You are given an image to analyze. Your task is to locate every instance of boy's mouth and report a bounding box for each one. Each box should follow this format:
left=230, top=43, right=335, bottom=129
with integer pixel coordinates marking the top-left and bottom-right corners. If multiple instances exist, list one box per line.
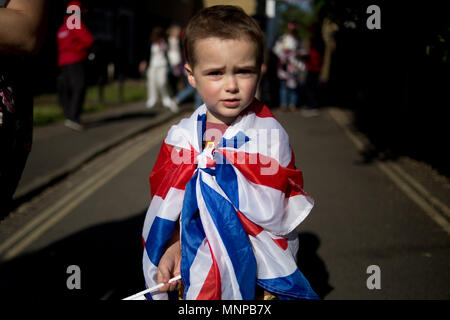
left=221, top=98, right=240, bottom=108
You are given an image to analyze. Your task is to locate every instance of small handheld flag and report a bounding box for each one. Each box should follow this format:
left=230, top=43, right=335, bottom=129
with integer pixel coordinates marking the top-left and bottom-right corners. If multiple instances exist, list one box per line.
left=122, top=275, right=182, bottom=300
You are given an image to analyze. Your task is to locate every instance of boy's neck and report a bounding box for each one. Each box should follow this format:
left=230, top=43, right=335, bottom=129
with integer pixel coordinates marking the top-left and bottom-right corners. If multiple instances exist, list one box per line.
left=206, top=109, right=235, bottom=126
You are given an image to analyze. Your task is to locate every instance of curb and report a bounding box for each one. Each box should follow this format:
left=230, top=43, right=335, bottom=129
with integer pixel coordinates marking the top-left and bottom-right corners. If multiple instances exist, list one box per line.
left=13, top=104, right=190, bottom=207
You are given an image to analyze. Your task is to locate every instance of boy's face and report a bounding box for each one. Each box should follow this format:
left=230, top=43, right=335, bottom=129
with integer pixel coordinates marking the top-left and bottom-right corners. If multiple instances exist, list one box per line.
left=186, top=37, right=261, bottom=125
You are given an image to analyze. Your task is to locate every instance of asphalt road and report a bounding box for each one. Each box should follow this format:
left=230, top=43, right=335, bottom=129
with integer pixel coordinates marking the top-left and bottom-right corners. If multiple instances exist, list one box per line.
left=0, top=108, right=449, bottom=300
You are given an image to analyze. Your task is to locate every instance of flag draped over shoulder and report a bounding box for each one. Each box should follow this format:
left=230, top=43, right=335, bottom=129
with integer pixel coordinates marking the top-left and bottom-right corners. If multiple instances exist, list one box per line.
left=142, top=99, right=319, bottom=300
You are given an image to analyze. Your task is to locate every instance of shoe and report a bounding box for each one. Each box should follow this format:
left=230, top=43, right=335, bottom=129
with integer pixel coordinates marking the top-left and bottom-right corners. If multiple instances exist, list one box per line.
left=146, top=100, right=155, bottom=109
left=64, top=119, right=84, bottom=131
left=288, top=104, right=297, bottom=113
left=300, top=108, right=320, bottom=117
left=167, top=99, right=179, bottom=113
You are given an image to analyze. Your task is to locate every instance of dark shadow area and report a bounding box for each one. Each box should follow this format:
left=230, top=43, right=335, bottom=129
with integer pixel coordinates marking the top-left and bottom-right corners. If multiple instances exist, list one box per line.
left=0, top=212, right=146, bottom=300
left=0, top=215, right=332, bottom=301
left=297, top=232, right=333, bottom=299
left=321, top=0, right=449, bottom=177
left=259, top=51, right=281, bottom=110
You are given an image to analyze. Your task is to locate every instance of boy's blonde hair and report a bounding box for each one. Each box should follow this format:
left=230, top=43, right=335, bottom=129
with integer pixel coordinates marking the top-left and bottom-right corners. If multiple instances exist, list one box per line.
left=183, top=5, right=265, bottom=68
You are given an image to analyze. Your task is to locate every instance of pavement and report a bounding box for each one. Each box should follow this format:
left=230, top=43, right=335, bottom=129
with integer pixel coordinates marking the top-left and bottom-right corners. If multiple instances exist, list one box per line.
left=13, top=101, right=191, bottom=206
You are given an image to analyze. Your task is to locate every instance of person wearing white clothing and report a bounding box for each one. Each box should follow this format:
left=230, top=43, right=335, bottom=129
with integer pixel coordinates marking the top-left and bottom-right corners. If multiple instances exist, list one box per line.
left=139, top=26, right=179, bottom=112
left=167, top=25, right=183, bottom=94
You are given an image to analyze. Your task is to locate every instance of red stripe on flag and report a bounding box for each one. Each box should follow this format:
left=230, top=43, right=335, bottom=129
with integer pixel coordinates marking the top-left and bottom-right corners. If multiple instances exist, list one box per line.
left=219, top=150, right=306, bottom=197
left=240, top=99, right=275, bottom=119
left=149, top=142, right=197, bottom=199
left=236, top=210, right=263, bottom=237
left=272, top=237, right=288, bottom=250
left=196, top=241, right=221, bottom=300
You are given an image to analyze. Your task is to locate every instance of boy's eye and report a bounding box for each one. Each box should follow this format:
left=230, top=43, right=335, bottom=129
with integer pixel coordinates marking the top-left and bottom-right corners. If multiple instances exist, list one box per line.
left=207, top=71, right=222, bottom=76
left=237, top=69, right=255, bottom=75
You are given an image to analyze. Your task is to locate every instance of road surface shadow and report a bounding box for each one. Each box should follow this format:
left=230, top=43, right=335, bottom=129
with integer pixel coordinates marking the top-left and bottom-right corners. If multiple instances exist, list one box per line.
left=0, top=212, right=147, bottom=300
left=0, top=215, right=332, bottom=300
left=297, top=232, right=334, bottom=299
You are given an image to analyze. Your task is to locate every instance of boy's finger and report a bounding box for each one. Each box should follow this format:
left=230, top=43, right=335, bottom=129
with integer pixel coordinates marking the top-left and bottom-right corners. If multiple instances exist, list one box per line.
left=157, top=270, right=170, bottom=292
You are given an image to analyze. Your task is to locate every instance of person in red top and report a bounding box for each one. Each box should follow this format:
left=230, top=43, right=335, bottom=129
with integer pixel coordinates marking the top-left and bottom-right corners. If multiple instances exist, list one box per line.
left=57, top=1, right=93, bottom=131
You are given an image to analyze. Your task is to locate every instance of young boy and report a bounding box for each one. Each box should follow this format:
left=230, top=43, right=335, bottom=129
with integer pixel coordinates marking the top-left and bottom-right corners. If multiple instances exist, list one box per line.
left=142, top=5, right=318, bottom=300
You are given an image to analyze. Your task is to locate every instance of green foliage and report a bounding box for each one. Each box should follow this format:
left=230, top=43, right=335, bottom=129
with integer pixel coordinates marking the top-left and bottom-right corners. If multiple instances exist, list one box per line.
left=279, top=3, right=317, bottom=39
left=33, top=104, right=65, bottom=126
left=277, top=0, right=330, bottom=40
left=84, top=81, right=146, bottom=103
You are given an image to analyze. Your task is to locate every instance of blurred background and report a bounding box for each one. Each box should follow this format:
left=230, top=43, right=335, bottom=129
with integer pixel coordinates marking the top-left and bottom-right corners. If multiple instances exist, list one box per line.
left=30, top=0, right=449, bottom=176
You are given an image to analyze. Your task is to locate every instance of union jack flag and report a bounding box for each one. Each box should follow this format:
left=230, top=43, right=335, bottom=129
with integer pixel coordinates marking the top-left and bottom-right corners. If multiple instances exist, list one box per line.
left=142, top=99, right=318, bottom=300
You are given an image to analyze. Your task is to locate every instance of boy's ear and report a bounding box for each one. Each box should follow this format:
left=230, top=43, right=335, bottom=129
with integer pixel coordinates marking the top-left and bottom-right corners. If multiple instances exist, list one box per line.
left=185, top=63, right=197, bottom=88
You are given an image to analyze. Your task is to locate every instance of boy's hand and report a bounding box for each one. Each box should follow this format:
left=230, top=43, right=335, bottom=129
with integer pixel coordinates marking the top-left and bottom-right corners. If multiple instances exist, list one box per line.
left=157, top=239, right=182, bottom=292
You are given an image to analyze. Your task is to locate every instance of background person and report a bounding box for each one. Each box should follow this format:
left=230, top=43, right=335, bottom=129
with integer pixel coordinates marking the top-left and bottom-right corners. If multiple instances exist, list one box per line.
left=139, top=26, right=179, bottom=113
left=167, top=24, right=184, bottom=95
left=272, top=21, right=306, bottom=113
left=56, top=0, right=94, bottom=131
left=0, top=0, right=48, bottom=219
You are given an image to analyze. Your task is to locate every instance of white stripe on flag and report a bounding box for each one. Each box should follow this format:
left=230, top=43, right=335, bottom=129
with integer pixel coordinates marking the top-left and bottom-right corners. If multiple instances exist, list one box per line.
left=250, top=231, right=298, bottom=279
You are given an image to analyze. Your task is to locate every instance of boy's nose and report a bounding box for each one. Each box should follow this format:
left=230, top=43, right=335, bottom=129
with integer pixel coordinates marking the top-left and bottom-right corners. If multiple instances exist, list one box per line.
left=224, top=76, right=239, bottom=93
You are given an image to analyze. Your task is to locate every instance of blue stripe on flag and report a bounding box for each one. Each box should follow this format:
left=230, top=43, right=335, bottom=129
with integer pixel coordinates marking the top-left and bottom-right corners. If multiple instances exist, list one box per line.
left=180, top=172, right=207, bottom=298
left=219, top=130, right=250, bottom=149
left=197, top=113, right=206, bottom=151
left=215, top=162, right=239, bottom=208
left=257, top=269, right=319, bottom=300
left=199, top=174, right=256, bottom=299
left=144, top=292, right=153, bottom=300
left=145, top=216, right=176, bottom=266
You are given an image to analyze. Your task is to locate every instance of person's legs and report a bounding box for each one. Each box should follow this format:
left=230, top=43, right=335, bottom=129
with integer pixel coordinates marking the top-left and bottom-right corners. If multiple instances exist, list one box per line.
left=67, top=62, right=86, bottom=124
left=60, top=65, right=72, bottom=120
left=158, top=67, right=178, bottom=112
left=288, top=87, right=298, bottom=112
left=146, top=67, right=158, bottom=108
